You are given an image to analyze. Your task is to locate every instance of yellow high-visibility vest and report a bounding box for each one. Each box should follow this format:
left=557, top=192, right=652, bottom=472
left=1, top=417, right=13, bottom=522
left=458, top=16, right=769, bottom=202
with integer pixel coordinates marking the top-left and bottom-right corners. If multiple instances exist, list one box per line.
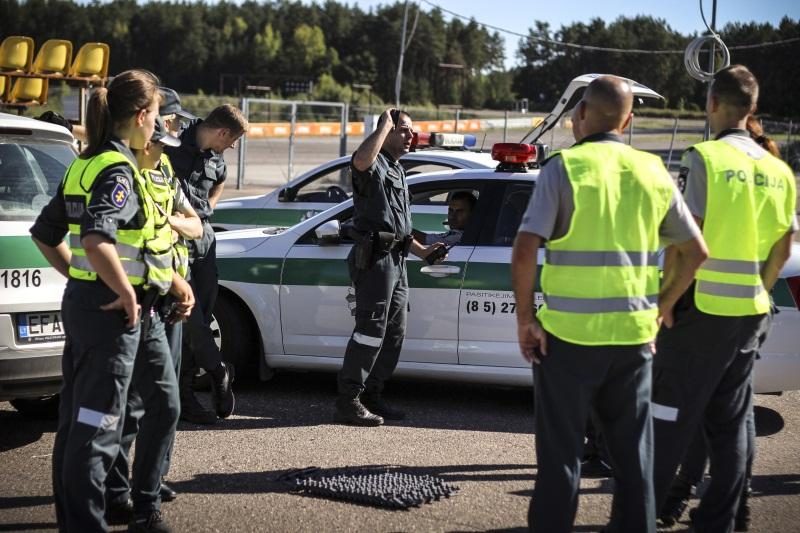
left=63, top=151, right=154, bottom=286
left=692, top=140, right=796, bottom=316
left=538, top=142, right=674, bottom=345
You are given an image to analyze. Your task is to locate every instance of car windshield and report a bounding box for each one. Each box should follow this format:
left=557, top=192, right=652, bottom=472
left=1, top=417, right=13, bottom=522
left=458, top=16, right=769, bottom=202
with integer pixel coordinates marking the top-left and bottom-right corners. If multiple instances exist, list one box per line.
left=0, top=140, right=74, bottom=221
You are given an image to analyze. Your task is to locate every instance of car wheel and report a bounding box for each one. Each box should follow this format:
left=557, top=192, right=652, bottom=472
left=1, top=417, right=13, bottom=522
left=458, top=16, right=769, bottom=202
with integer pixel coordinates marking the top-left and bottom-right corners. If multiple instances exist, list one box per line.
left=212, top=291, right=260, bottom=382
left=10, top=395, right=60, bottom=419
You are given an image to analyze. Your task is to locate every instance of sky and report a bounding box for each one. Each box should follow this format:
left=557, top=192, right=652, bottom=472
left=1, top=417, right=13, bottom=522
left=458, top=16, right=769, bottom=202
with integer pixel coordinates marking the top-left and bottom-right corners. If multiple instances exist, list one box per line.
left=316, top=0, right=799, bottom=68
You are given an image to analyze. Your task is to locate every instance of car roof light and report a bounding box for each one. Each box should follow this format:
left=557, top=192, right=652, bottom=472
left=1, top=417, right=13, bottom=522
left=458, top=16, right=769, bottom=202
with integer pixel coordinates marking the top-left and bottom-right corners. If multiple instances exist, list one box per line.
left=491, top=143, right=536, bottom=164
left=430, top=133, right=477, bottom=149
left=411, top=131, right=431, bottom=150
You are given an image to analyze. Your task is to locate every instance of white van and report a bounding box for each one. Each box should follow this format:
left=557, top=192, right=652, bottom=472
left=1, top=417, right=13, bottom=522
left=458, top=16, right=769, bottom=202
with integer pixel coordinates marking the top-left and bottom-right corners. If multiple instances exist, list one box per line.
left=0, top=113, right=76, bottom=416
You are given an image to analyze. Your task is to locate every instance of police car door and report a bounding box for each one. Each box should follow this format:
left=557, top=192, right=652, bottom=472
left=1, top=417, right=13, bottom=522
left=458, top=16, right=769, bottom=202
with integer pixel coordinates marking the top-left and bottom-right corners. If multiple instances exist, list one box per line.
left=458, top=181, right=541, bottom=368
left=279, top=179, right=480, bottom=364
left=402, top=180, right=484, bottom=364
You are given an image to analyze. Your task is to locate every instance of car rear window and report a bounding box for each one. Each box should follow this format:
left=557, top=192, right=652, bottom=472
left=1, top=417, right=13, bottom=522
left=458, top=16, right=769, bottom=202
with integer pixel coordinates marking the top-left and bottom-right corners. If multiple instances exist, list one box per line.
left=0, top=140, right=75, bottom=221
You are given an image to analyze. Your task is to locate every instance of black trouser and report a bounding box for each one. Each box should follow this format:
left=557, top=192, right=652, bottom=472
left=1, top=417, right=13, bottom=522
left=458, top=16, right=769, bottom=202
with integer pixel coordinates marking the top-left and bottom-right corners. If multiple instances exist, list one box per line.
left=653, top=295, right=767, bottom=533
left=337, top=248, right=408, bottom=397
left=182, top=236, right=222, bottom=379
left=53, top=280, right=140, bottom=532
left=106, top=309, right=180, bottom=514
left=161, top=317, right=182, bottom=477
left=529, top=334, right=655, bottom=533
left=672, top=406, right=756, bottom=489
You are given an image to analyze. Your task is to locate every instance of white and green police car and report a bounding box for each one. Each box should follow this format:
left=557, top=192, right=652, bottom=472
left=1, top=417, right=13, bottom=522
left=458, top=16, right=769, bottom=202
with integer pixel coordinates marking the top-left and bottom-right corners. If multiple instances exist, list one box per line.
left=0, top=113, right=76, bottom=416
left=211, top=134, right=496, bottom=232
left=211, top=143, right=800, bottom=395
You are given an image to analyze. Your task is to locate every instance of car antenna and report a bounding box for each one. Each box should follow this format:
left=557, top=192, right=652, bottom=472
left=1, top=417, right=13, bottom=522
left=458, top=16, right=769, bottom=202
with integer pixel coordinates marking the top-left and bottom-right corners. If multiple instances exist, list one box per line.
left=478, top=132, right=487, bottom=152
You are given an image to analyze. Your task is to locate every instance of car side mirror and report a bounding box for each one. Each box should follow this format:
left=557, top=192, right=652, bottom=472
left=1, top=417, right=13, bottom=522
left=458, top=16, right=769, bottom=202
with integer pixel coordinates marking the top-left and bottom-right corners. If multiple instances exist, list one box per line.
left=315, top=219, right=341, bottom=245
left=279, top=187, right=297, bottom=202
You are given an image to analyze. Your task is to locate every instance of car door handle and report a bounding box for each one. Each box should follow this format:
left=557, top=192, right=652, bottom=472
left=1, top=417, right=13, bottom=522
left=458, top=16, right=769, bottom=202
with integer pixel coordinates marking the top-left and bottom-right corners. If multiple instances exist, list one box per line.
left=420, top=265, right=461, bottom=278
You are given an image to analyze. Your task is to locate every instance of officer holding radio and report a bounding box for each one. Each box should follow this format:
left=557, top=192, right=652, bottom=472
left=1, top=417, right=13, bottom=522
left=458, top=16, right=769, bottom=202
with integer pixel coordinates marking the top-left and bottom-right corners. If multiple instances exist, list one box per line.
left=335, top=108, right=444, bottom=426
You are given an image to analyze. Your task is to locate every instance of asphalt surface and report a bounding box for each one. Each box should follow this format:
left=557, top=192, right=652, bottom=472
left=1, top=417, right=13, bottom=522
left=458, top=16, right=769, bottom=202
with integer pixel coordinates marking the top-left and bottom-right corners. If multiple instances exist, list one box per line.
left=2, top=372, right=799, bottom=532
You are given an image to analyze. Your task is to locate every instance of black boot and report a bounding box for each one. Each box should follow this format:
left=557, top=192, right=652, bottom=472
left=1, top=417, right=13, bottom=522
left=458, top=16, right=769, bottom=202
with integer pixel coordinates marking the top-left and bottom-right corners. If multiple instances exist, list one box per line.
left=210, top=362, right=235, bottom=419
left=179, top=375, right=217, bottom=425
left=735, top=480, right=752, bottom=532
left=360, top=393, right=405, bottom=420
left=106, top=498, right=134, bottom=525
left=334, top=396, right=384, bottom=426
left=160, top=479, right=177, bottom=503
left=128, top=509, right=172, bottom=533
left=659, top=474, right=696, bottom=527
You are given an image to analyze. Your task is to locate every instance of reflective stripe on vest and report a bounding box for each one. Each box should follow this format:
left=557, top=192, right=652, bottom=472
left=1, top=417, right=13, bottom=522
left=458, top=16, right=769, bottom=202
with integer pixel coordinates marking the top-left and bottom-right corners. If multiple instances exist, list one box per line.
left=537, top=142, right=674, bottom=346
left=692, top=140, right=796, bottom=316
left=63, top=151, right=153, bottom=286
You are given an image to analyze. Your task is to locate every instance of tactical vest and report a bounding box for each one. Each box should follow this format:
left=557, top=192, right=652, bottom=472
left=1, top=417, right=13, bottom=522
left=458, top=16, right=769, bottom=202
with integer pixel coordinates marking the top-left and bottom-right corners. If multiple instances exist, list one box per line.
left=692, top=140, right=796, bottom=316
left=159, top=154, right=190, bottom=278
left=140, top=158, right=177, bottom=293
left=63, top=151, right=154, bottom=286
left=538, top=142, right=674, bottom=345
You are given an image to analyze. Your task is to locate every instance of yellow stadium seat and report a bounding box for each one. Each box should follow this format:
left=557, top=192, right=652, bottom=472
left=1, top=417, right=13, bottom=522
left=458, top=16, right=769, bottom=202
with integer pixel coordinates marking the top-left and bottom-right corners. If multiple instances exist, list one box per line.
left=68, top=42, right=109, bottom=82
left=0, top=36, right=35, bottom=73
left=7, top=76, right=49, bottom=106
left=32, top=39, right=73, bottom=77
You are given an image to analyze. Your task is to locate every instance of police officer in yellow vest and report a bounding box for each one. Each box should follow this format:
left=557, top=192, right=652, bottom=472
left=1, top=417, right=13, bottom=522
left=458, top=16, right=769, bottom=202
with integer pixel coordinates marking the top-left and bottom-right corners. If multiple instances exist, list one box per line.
left=652, top=65, right=798, bottom=532
left=511, top=75, right=708, bottom=533
left=105, top=116, right=202, bottom=522
left=29, top=70, right=193, bottom=532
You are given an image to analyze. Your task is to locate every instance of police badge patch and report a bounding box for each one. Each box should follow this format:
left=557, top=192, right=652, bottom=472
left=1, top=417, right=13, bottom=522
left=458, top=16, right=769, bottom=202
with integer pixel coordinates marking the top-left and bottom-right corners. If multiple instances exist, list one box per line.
left=111, top=183, right=128, bottom=208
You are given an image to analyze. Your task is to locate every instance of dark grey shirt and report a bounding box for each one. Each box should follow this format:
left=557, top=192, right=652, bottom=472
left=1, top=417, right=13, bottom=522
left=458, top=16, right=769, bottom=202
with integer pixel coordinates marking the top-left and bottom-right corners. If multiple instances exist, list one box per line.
left=351, top=150, right=412, bottom=238
left=519, top=135, right=700, bottom=245
left=164, top=119, right=226, bottom=220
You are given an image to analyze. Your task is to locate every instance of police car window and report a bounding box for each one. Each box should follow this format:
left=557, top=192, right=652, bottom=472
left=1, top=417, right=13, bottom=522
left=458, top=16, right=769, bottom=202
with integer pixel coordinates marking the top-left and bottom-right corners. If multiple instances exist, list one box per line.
left=491, top=183, right=533, bottom=246
left=291, top=164, right=352, bottom=203
left=0, top=141, right=75, bottom=221
left=402, top=162, right=458, bottom=176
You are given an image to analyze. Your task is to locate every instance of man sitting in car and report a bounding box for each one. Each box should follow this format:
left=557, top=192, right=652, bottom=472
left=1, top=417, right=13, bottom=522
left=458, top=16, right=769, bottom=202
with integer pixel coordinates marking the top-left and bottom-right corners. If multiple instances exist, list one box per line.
left=413, top=190, right=476, bottom=246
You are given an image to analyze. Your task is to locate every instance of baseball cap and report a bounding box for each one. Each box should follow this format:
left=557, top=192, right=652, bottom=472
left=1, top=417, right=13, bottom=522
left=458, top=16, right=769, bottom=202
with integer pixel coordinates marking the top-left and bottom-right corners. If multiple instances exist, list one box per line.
left=151, top=116, right=181, bottom=147
left=159, top=87, right=196, bottom=120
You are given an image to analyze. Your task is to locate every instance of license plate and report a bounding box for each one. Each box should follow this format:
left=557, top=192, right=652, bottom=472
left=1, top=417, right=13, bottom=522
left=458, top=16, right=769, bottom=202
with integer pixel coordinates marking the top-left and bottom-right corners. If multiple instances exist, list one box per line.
left=15, top=312, right=65, bottom=344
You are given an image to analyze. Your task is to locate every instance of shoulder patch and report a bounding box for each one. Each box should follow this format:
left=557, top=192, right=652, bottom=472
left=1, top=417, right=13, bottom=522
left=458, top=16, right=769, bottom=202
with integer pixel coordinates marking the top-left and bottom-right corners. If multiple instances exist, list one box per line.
left=111, top=183, right=129, bottom=208
left=115, top=175, right=132, bottom=189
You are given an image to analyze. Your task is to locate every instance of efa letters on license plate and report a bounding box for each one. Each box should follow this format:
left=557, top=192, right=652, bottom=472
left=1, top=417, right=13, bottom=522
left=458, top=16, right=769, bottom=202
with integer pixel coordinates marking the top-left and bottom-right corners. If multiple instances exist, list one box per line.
left=17, top=312, right=64, bottom=343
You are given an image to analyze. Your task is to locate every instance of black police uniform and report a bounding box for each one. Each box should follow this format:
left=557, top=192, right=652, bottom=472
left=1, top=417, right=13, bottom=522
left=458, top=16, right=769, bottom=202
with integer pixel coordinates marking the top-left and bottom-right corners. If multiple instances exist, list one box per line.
left=163, top=119, right=227, bottom=404
left=30, top=139, right=178, bottom=531
left=337, top=150, right=412, bottom=409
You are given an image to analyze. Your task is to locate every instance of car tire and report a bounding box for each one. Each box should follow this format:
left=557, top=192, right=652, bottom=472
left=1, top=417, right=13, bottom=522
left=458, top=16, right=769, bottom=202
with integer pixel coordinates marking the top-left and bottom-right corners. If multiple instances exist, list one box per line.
left=213, top=291, right=260, bottom=383
left=10, top=395, right=60, bottom=419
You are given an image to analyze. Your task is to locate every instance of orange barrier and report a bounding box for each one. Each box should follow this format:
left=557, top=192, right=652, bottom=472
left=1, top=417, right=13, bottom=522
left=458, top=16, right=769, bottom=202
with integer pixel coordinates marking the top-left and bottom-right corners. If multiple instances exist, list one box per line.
left=246, top=118, right=538, bottom=138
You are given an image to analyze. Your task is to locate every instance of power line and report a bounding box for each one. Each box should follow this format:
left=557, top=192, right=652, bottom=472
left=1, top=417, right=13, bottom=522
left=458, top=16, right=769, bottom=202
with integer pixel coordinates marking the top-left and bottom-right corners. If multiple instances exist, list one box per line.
left=418, top=0, right=800, bottom=55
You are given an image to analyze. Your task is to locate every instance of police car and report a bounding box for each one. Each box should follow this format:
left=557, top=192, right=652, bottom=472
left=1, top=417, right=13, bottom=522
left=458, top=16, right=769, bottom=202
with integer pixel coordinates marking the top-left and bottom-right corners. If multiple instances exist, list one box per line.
left=211, top=134, right=496, bottom=231
left=0, top=113, right=76, bottom=416
left=210, top=77, right=800, bottom=394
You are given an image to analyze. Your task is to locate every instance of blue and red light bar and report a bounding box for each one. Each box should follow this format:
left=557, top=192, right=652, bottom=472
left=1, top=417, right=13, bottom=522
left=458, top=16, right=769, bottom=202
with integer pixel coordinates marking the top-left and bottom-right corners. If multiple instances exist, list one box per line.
left=412, top=132, right=477, bottom=150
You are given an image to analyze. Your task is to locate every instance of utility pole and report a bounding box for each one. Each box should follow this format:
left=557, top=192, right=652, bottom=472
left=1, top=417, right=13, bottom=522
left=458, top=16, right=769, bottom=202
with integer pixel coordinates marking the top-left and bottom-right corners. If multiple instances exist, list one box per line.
left=704, top=0, right=718, bottom=140
left=394, top=0, right=410, bottom=108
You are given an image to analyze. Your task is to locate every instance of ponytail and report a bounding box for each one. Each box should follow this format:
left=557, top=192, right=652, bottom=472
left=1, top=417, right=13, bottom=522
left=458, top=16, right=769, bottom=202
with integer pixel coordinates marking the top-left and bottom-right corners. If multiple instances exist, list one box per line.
left=82, top=87, right=113, bottom=158
left=81, top=69, right=160, bottom=158
left=745, top=115, right=781, bottom=159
